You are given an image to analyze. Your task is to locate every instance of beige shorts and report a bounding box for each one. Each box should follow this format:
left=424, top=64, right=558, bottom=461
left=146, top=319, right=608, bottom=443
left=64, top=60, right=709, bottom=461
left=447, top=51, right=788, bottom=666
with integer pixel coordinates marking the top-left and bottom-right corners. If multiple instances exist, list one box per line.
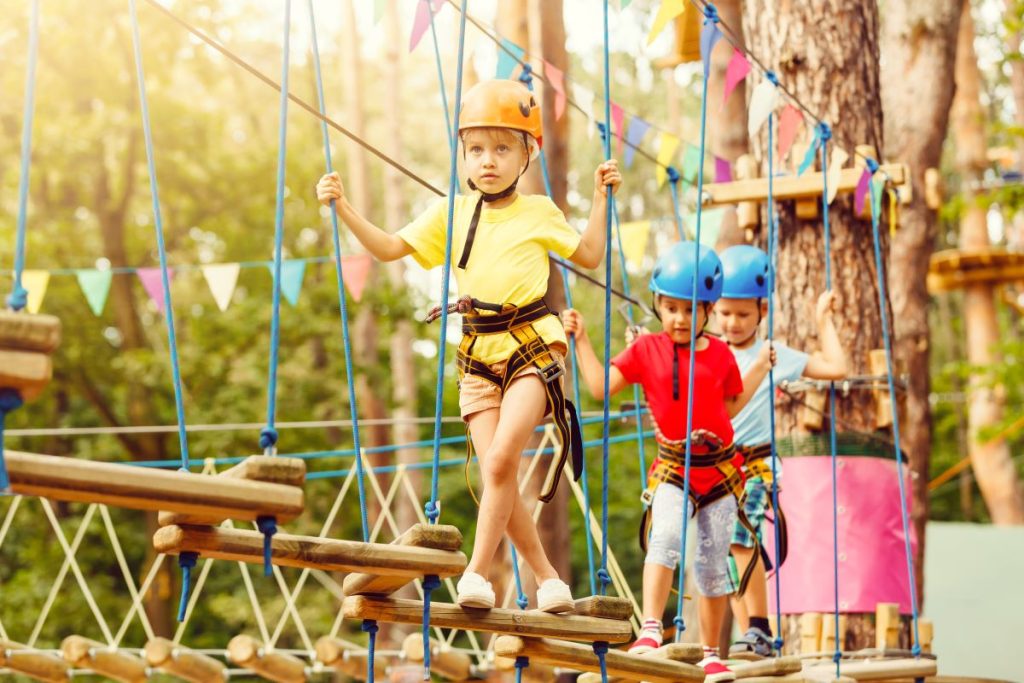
left=458, top=347, right=566, bottom=419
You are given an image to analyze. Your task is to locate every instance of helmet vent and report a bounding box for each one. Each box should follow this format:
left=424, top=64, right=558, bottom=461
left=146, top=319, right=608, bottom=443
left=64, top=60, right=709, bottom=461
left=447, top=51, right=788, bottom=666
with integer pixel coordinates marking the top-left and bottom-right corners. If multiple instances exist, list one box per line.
left=704, top=276, right=714, bottom=290
left=519, top=102, right=531, bottom=118
left=756, top=275, right=765, bottom=287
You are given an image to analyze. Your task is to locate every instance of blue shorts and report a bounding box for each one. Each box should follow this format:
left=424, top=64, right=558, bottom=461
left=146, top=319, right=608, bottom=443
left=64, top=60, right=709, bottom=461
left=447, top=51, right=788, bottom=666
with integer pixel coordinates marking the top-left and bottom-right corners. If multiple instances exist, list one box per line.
left=731, top=476, right=769, bottom=548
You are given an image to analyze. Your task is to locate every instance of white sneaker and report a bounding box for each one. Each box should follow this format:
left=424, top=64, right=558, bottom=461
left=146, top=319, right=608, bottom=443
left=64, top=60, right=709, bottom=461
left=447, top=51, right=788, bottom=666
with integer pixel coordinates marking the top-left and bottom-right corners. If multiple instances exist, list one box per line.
left=536, top=578, right=574, bottom=613
left=456, top=572, right=495, bottom=609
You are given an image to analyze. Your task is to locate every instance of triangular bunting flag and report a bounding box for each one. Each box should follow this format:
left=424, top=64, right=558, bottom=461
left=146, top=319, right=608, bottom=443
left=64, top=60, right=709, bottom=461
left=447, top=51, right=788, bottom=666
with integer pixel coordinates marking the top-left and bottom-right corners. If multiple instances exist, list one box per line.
left=620, top=0, right=634, bottom=7
left=681, top=145, right=702, bottom=183
left=797, top=125, right=822, bottom=176
left=748, top=79, right=779, bottom=139
left=686, top=207, right=726, bottom=247
left=777, top=105, right=803, bottom=160
left=871, top=176, right=885, bottom=219
left=611, top=102, right=625, bottom=156
left=341, top=253, right=373, bottom=302
left=267, top=260, right=306, bottom=307
left=409, top=0, right=444, bottom=52
left=573, top=83, right=596, bottom=139
left=75, top=269, right=113, bottom=316
left=496, top=38, right=526, bottom=80
left=624, top=116, right=652, bottom=168
left=137, top=267, right=174, bottom=315
left=826, top=147, right=849, bottom=205
left=699, top=17, right=723, bottom=77
left=854, top=168, right=872, bottom=215
left=22, top=270, right=50, bottom=314
left=374, top=0, right=386, bottom=24
left=656, top=132, right=681, bottom=188
left=722, top=49, right=750, bottom=109
left=543, top=61, right=567, bottom=121
left=202, top=263, right=241, bottom=312
left=647, top=0, right=685, bottom=46
left=619, top=221, right=651, bottom=268
left=715, top=156, right=732, bottom=183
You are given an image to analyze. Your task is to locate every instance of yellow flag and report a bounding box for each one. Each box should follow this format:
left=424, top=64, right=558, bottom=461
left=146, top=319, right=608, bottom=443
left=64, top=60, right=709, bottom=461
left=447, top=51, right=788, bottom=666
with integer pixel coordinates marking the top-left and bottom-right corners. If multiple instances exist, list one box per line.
left=826, top=147, right=849, bottom=205
left=620, top=221, right=651, bottom=268
left=656, top=132, right=681, bottom=188
left=22, top=270, right=50, bottom=314
left=647, top=0, right=685, bottom=46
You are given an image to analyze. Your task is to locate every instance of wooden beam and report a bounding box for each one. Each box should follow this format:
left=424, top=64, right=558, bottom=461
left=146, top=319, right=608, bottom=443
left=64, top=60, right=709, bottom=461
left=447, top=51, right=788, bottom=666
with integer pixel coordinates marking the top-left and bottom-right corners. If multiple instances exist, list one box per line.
left=343, top=596, right=632, bottom=643
left=144, top=638, right=227, bottom=683
left=159, top=456, right=307, bottom=527
left=733, top=656, right=803, bottom=678
left=60, top=636, right=146, bottom=683
left=155, top=524, right=466, bottom=576
left=927, top=247, right=1024, bottom=292
left=401, top=633, right=472, bottom=681
left=227, top=635, right=307, bottom=683
left=874, top=603, right=900, bottom=651
left=342, top=523, right=464, bottom=596
left=571, top=596, right=633, bottom=621
left=5, top=450, right=304, bottom=523
left=0, top=311, right=61, bottom=353
left=494, top=636, right=705, bottom=683
left=0, top=349, right=52, bottom=401
left=314, top=636, right=387, bottom=681
left=0, top=640, right=69, bottom=682
left=802, top=657, right=937, bottom=681
left=703, top=163, right=908, bottom=207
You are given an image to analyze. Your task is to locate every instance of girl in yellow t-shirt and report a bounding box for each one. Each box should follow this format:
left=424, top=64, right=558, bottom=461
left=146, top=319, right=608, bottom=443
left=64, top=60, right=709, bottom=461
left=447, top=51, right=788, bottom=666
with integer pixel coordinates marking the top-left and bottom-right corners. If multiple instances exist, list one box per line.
left=316, top=79, right=620, bottom=612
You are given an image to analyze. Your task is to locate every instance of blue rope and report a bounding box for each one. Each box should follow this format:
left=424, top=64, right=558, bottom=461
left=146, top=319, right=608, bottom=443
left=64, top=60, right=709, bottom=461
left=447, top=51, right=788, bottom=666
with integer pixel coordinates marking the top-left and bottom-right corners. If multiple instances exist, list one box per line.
left=256, top=516, right=277, bottom=577
left=426, top=0, right=453, bottom=143
left=7, top=0, right=40, bottom=312
left=510, top=546, right=530, bottom=609
left=261, top=0, right=292, bottom=459
left=127, top=0, right=190, bottom=473
left=675, top=4, right=718, bottom=637
left=421, top=574, right=441, bottom=680
left=513, top=656, right=529, bottom=683
left=867, top=161, right=922, bottom=657
left=666, top=167, right=687, bottom=241
left=817, top=122, right=843, bottom=675
left=306, top=0, right=369, bottom=544
left=362, top=619, right=379, bottom=683
left=593, top=641, right=609, bottom=683
left=425, top=0, right=470, bottom=527
left=176, top=551, right=198, bottom=622
left=0, top=390, right=25, bottom=493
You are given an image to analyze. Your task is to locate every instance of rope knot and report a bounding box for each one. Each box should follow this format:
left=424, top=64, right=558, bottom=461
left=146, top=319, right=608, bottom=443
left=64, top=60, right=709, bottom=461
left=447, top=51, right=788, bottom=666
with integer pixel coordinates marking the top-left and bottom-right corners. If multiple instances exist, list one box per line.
left=424, top=500, right=440, bottom=522
left=516, top=595, right=529, bottom=610
left=773, top=636, right=784, bottom=651
left=666, top=165, right=681, bottom=184
left=765, top=70, right=780, bottom=86
left=422, top=574, right=441, bottom=592
left=865, top=157, right=880, bottom=174
left=673, top=615, right=685, bottom=631
left=514, top=656, right=529, bottom=670
left=361, top=619, right=379, bottom=635
left=596, top=121, right=608, bottom=143
left=257, top=515, right=278, bottom=577
left=518, top=63, right=534, bottom=88
left=911, top=643, right=922, bottom=657
left=702, top=3, right=720, bottom=23
left=817, top=122, right=832, bottom=141
left=591, top=641, right=609, bottom=656
left=832, top=650, right=842, bottom=664
left=5, top=287, right=28, bottom=312
left=596, top=568, right=612, bottom=587
left=259, top=427, right=278, bottom=450
left=0, top=389, right=24, bottom=415
left=176, top=551, right=199, bottom=622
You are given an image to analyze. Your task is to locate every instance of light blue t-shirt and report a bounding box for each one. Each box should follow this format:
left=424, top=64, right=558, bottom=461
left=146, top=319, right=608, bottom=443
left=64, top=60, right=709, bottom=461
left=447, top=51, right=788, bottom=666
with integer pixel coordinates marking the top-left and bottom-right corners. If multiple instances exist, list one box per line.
left=730, top=339, right=808, bottom=447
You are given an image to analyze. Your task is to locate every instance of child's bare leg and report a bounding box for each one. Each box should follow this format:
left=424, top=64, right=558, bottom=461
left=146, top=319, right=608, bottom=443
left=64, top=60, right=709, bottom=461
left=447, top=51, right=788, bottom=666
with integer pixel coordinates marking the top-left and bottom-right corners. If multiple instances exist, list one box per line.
left=464, top=375, right=548, bottom=578
left=699, top=595, right=730, bottom=651
left=641, top=562, right=675, bottom=622
left=730, top=545, right=765, bottom=632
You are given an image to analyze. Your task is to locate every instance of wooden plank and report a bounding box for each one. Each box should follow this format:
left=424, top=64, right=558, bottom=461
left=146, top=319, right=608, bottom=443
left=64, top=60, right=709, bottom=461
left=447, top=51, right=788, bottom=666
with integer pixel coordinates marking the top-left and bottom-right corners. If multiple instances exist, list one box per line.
left=0, top=349, right=52, bottom=401
left=343, top=596, right=632, bottom=643
left=704, top=164, right=909, bottom=206
left=6, top=451, right=304, bottom=522
left=802, top=657, right=937, bottom=682
left=155, top=525, right=466, bottom=576
left=227, top=635, right=306, bottom=683
left=61, top=636, right=147, bottom=683
left=874, top=603, right=900, bottom=651
left=494, top=636, right=705, bottom=683
left=572, top=596, right=633, bottom=621
left=401, top=633, right=472, bottom=681
left=733, top=656, right=803, bottom=678
left=314, top=636, right=387, bottom=681
left=144, top=638, right=227, bottom=683
left=0, top=640, right=70, bottom=682
left=0, top=311, right=61, bottom=353
left=159, top=456, right=307, bottom=527
left=342, top=524, right=464, bottom=596
left=651, top=642, right=704, bottom=664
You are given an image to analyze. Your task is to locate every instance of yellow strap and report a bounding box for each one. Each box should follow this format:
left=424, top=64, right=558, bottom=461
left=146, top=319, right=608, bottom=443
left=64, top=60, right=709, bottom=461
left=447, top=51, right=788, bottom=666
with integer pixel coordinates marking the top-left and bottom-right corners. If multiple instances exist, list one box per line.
left=887, top=187, right=899, bottom=238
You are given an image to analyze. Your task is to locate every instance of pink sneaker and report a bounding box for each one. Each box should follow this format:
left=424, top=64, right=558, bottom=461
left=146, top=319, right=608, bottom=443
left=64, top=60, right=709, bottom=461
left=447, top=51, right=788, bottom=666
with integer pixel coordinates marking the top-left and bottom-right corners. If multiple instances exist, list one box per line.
left=628, top=634, right=661, bottom=655
left=699, top=657, right=736, bottom=683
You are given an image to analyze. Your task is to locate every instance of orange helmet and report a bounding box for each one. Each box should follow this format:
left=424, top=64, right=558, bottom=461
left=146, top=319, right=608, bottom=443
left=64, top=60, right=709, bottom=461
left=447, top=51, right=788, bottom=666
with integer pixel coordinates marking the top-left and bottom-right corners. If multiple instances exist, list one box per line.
left=458, top=79, right=543, bottom=150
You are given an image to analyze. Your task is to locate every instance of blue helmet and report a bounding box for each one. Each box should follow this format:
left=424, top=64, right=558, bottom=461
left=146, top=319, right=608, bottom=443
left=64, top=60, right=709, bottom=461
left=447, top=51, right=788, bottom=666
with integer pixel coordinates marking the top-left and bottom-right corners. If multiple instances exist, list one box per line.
left=720, top=245, right=770, bottom=299
left=649, top=241, right=723, bottom=303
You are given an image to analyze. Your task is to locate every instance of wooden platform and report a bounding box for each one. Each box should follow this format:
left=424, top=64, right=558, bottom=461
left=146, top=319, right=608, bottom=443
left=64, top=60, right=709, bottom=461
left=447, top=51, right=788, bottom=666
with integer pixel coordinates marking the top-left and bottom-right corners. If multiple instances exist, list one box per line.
left=154, top=524, right=467, bottom=576
left=342, top=596, right=632, bottom=643
left=927, top=247, right=1024, bottom=292
left=144, top=638, right=227, bottom=683
left=494, top=636, right=705, bottom=683
left=703, top=163, right=908, bottom=206
left=61, top=636, right=146, bottom=683
left=5, top=450, right=304, bottom=523
left=342, top=523, right=464, bottom=596
left=0, top=640, right=70, bottom=682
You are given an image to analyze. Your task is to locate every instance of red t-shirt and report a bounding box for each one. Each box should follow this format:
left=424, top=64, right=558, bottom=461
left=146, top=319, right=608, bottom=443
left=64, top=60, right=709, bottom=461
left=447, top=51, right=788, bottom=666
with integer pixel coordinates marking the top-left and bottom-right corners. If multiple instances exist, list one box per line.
left=612, top=332, right=743, bottom=494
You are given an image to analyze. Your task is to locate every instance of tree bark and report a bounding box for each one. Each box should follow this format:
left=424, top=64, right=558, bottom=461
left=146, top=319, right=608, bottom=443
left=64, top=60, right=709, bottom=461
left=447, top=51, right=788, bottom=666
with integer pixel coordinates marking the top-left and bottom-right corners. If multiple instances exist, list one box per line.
left=707, top=0, right=748, bottom=165
left=952, top=0, right=1024, bottom=524
left=1006, top=0, right=1024, bottom=171
left=880, top=0, right=962, bottom=606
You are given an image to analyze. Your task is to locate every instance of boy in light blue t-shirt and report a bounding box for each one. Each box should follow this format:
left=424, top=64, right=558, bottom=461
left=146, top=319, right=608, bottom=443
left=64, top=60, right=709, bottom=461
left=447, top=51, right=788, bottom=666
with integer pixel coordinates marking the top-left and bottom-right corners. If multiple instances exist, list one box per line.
left=715, top=245, right=848, bottom=657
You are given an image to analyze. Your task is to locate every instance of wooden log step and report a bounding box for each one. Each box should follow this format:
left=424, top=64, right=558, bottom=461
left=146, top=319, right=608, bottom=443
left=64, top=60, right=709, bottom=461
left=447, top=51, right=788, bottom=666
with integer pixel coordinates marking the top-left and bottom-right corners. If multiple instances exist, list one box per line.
left=802, top=656, right=937, bottom=681
left=732, top=656, right=803, bottom=678
left=227, top=635, right=307, bottom=683
left=0, top=640, right=70, bottom=682
left=314, top=636, right=387, bottom=681
left=401, top=633, right=472, bottom=681
left=343, top=596, right=632, bottom=643
left=0, top=311, right=61, bottom=353
left=0, top=349, right=53, bottom=401
left=572, top=596, right=633, bottom=621
left=144, top=638, right=227, bottom=683
left=5, top=450, right=304, bottom=523
left=154, top=525, right=467, bottom=576
left=343, top=524, right=464, bottom=596
left=61, top=636, right=147, bottom=683
left=493, top=636, right=705, bottom=683
left=575, top=644, right=706, bottom=683
left=703, top=164, right=908, bottom=206
left=159, top=456, right=307, bottom=527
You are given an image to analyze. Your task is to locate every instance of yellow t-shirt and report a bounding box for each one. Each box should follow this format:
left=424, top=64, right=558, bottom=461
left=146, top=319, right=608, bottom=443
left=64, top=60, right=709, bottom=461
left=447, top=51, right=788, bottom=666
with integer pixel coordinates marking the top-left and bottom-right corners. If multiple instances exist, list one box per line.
left=398, top=193, right=582, bottom=365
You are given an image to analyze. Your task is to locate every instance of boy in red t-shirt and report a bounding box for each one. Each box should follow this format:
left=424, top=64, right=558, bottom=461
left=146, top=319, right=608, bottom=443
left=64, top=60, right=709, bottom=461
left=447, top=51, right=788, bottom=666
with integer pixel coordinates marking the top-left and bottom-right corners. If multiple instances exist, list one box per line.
left=563, top=242, right=772, bottom=682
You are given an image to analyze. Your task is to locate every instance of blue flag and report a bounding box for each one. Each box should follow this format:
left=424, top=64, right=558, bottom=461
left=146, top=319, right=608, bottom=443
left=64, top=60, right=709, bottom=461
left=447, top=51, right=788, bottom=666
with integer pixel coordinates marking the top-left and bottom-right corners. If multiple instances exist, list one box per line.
left=624, top=116, right=652, bottom=168
left=496, top=38, right=526, bottom=80
left=700, top=21, right=722, bottom=77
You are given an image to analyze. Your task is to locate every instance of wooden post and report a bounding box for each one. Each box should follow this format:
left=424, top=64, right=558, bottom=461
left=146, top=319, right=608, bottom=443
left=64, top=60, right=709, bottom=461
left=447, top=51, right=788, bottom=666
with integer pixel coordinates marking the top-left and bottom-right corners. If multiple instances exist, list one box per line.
left=401, top=633, right=472, bottom=681
left=799, top=389, right=827, bottom=431
left=874, top=603, right=900, bottom=651
left=869, top=350, right=894, bottom=429
left=917, top=617, right=934, bottom=654
left=227, top=635, right=307, bottom=683
left=820, top=614, right=848, bottom=653
left=144, top=638, right=226, bottom=683
left=799, top=613, right=823, bottom=654
left=734, top=154, right=761, bottom=237
left=314, top=636, right=387, bottom=681
left=61, top=636, right=147, bottom=683
left=0, top=640, right=70, bottom=682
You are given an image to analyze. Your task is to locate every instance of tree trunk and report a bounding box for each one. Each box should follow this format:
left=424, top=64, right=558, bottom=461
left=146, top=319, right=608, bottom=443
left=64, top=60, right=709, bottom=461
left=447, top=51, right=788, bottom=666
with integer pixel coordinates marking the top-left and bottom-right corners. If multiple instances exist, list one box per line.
left=880, top=0, right=962, bottom=606
left=1006, top=0, right=1024, bottom=171
left=952, top=0, right=1024, bottom=524
left=707, top=0, right=748, bottom=164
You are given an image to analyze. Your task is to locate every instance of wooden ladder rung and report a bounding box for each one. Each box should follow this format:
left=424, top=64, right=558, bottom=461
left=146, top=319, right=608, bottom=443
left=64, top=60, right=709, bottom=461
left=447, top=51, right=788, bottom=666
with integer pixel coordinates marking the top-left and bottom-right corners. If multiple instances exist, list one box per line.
left=314, top=636, right=387, bottom=681
left=0, top=640, right=70, bottom=683
left=227, top=635, right=307, bottom=683
left=144, top=638, right=227, bottom=683
left=61, top=636, right=146, bottom=683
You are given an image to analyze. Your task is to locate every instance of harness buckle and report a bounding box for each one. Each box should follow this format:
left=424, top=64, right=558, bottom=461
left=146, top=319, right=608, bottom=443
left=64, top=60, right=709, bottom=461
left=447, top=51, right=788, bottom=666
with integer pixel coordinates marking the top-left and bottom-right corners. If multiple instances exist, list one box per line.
left=538, top=360, right=563, bottom=384
left=640, top=488, right=655, bottom=507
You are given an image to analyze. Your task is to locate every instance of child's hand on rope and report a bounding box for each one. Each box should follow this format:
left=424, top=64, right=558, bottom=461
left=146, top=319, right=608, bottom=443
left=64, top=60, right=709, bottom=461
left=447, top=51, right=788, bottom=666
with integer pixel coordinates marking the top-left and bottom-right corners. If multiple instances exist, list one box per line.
left=561, top=308, right=588, bottom=342
left=816, top=290, right=837, bottom=323
left=757, top=341, right=777, bottom=371
left=316, top=172, right=346, bottom=207
left=595, top=159, right=622, bottom=197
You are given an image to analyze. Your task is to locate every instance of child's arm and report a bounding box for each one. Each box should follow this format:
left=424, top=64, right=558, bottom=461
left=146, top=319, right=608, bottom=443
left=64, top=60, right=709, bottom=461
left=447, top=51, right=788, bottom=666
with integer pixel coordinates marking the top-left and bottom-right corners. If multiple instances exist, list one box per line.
left=561, top=309, right=629, bottom=399
left=569, top=160, right=622, bottom=269
left=725, top=343, right=776, bottom=417
left=317, top=172, right=414, bottom=262
left=803, top=291, right=848, bottom=380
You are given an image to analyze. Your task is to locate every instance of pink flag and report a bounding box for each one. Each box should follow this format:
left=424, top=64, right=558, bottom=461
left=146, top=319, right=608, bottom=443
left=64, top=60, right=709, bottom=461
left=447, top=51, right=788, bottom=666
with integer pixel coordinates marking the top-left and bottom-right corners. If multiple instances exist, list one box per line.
left=341, top=254, right=373, bottom=303
left=543, top=61, right=567, bottom=121
left=715, top=156, right=732, bottom=183
left=722, top=49, right=750, bottom=109
left=611, top=102, right=625, bottom=157
left=777, top=104, right=803, bottom=160
left=409, top=0, right=444, bottom=52
left=137, top=267, right=175, bottom=315
left=854, top=168, right=872, bottom=215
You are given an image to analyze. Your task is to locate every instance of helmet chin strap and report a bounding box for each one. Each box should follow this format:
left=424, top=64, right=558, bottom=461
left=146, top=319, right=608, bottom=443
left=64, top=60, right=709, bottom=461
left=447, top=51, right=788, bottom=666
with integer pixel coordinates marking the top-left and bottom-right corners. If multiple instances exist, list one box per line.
left=458, top=138, right=531, bottom=270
